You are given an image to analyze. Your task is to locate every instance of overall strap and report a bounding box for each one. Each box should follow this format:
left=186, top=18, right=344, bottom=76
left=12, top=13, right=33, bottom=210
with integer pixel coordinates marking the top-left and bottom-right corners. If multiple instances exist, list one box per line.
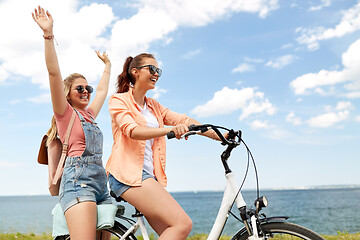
left=74, top=108, right=96, bottom=123
left=52, top=110, right=77, bottom=185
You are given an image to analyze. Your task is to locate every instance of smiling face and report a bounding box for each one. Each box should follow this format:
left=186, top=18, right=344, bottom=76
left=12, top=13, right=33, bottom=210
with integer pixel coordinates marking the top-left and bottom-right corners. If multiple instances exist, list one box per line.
left=131, top=57, right=159, bottom=91
left=67, top=77, right=91, bottom=110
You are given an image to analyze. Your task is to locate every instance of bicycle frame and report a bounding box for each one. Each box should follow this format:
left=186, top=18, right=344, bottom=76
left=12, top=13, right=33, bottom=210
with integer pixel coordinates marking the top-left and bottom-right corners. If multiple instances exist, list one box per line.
left=208, top=172, right=247, bottom=240
left=118, top=213, right=150, bottom=240
left=108, top=125, right=323, bottom=240
left=115, top=171, right=249, bottom=240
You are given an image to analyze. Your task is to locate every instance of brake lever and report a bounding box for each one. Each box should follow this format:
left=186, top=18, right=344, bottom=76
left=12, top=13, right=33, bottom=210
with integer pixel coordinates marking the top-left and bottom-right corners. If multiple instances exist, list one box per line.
left=181, top=130, right=201, bottom=139
left=221, top=129, right=241, bottom=146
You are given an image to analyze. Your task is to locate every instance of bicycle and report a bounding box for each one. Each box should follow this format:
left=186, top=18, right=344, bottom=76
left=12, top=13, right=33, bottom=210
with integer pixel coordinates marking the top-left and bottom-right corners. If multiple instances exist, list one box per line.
left=56, top=124, right=325, bottom=240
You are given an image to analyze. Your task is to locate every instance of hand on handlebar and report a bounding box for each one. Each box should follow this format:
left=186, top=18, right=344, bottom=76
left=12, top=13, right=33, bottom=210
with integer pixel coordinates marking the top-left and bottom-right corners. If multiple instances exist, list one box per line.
left=169, top=124, right=189, bottom=140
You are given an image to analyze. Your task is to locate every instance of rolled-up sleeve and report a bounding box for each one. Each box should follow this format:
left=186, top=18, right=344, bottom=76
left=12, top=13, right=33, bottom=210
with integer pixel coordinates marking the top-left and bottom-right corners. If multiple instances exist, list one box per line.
left=109, top=95, right=139, bottom=137
left=158, top=102, right=191, bottom=126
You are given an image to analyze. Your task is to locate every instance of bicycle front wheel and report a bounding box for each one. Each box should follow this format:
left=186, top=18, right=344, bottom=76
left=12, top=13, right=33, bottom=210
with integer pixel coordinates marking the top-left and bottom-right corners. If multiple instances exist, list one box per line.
left=231, top=222, right=325, bottom=240
left=54, top=221, right=137, bottom=240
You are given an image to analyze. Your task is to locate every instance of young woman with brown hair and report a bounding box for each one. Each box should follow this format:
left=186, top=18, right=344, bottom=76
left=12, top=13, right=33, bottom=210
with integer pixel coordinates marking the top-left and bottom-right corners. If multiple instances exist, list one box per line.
left=106, top=53, right=224, bottom=239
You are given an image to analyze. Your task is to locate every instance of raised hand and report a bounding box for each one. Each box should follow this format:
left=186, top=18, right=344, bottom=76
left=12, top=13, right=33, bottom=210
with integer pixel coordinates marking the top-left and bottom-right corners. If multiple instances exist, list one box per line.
left=32, top=6, right=53, bottom=35
left=96, top=51, right=111, bottom=65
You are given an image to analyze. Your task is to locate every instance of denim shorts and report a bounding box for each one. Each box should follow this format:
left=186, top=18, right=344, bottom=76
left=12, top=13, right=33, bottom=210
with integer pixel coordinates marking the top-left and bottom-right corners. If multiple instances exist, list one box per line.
left=59, top=157, right=112, bottom=213
left=108, top=170, right=154, bottom=198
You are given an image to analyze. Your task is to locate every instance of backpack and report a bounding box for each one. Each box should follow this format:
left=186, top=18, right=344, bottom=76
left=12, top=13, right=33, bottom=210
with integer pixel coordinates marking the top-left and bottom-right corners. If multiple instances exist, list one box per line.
left=37, top=110, right=76, bottom=196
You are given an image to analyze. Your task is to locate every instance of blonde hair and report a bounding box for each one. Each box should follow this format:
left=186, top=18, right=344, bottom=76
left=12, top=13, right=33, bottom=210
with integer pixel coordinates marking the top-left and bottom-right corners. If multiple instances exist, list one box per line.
left=46, top=73, right=86, bottom=146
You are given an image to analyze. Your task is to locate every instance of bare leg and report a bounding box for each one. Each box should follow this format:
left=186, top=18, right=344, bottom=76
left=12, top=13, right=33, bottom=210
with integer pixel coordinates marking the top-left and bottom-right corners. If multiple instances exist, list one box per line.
left=122, top=178, right=192, bottom=240
left=65, top=201, right=97, bottom=240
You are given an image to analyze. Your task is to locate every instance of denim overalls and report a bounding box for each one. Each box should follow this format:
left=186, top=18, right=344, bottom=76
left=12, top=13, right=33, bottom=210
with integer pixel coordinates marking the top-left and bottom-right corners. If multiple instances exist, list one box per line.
left=59, top=109, right=111, bottom=212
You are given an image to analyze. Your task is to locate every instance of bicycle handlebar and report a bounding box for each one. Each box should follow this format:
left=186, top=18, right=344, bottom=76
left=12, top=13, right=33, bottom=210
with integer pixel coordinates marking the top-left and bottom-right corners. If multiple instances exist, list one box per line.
left=167, top=124, right=241, bottom=146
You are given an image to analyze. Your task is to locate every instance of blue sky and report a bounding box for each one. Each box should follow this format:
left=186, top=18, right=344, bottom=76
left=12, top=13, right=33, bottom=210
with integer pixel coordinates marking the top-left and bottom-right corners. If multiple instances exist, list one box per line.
left=0, top=0, right=359, bottom=196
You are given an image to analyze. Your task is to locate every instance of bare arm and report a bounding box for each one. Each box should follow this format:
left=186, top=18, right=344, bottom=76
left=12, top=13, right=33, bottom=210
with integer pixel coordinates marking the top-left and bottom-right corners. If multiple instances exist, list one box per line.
left=130, top=126, right=173, bottom=140
left=131, top=122, right=189, bottom=140
left=130, top=119, right=225, bottom=141
left=88, top=51, right=111, bottom=118
left=32, top=6, right=67, bottom=115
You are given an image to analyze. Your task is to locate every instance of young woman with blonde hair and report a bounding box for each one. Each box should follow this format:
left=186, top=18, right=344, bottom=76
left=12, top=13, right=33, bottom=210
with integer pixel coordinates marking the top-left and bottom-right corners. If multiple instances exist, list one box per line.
left=32, top=6, right=112, bottom=240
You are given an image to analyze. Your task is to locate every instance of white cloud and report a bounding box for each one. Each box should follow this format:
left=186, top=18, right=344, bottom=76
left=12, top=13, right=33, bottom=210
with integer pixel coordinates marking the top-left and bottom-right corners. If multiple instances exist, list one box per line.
left=297, top=2, right=360, bottom=50
left=356, top=115, right=360, bottom=122
left=0, top=0, right=115, bottom=89
left=232, top=63, right=255, bottom=73
left=290, top=38, right=360, bottom=96
left=250, top=120, right=270, bottom=129
left=232, top=57, right=265, bottom=73
left=134, top=0, right=279, bottom=27
left=191, top=86, right=276, bottom=121
left=181, top=49, right=202, bottom=59
left=0, top=0, right=279, bottom=92
left=335, top=101, right=353, bottom=111
left=345, top=91, right=360, bottom=98
left=239, top=97, right=275, bottom=120
left=243, top=57, right=264, bottom=63
left=266, top=55, right=297, bottom=69
left=307, top=110, right=349, bottom=128
left=110, top=7, right=177, bottom=58
left=27, top=93, right=51, bottom=104
left=151, top=86, right=167, bottom=99
left=306, top=101, right=352, bottom=128
left=286, top=111, right=302, bottom=125
left=308, top=0, right=331, bottom=11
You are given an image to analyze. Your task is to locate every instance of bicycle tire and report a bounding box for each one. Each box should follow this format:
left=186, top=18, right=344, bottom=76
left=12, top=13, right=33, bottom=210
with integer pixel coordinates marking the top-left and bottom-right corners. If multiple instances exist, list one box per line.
left=231, top=222, right=325, bottom=240
left=53, top=221, right=137, bottom=240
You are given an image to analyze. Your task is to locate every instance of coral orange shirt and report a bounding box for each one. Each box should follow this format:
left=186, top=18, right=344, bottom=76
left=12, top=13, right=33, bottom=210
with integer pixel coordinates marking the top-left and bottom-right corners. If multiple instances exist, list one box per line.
left=106, top=88, right=190, bottom=187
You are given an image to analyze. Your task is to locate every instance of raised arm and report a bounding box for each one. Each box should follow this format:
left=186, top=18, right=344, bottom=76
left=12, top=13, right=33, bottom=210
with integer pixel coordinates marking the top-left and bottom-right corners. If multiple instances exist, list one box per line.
left=88, top=51, right=111, bottom=118
left=32, top=6, right=67, bottom=115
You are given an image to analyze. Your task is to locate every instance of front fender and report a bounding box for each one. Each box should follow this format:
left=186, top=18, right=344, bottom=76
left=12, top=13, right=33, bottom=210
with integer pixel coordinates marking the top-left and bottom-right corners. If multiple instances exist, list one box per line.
left=260, top=216, right=289, bottom=223
left=230, top=217, right=289, bottom=240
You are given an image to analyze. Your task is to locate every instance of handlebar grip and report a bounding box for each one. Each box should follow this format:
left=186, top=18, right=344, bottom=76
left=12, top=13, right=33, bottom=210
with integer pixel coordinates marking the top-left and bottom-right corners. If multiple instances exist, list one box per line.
left=168, top=125, right=196, bottom=139
left=167, top=131, right=176, bottom=139
left=188, top=124, right=196, bottom=131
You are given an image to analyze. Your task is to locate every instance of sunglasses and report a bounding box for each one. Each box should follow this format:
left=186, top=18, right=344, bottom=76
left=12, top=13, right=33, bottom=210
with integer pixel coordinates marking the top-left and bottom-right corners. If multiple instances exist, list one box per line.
left=74, top=85, right=93, bottom=94
left=136, top=65, right=162, bottom=77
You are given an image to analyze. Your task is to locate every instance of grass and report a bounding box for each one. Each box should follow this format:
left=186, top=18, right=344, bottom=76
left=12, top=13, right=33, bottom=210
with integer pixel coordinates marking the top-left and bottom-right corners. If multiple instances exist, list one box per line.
left=1, top=232, right=360, bottom=239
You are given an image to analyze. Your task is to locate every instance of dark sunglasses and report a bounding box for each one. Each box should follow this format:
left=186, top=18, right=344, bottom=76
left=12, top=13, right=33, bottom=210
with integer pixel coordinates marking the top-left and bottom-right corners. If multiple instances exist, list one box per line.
left=75, top=85, right=93, bottom=94
left=136, top=65, right=162, bottom=77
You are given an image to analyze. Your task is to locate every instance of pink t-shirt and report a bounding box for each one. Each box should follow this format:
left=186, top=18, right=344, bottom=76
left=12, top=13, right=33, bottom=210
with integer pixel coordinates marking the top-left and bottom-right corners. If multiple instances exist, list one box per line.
left=54, top=103, right=95, bottom=157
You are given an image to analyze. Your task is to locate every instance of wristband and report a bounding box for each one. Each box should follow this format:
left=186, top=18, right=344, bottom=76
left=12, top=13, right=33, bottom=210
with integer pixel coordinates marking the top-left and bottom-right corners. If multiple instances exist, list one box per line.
left=43, top=35, right=54, bottom=40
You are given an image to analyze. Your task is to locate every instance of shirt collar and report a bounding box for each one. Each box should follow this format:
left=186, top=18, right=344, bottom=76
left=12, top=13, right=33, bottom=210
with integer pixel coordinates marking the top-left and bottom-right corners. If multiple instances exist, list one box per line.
left=128, top=87, right=154, bottom=110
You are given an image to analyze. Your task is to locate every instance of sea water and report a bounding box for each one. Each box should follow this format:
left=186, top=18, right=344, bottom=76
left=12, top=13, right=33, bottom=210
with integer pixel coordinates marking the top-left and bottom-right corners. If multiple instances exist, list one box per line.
left=0, top=188, right=359, bottom=236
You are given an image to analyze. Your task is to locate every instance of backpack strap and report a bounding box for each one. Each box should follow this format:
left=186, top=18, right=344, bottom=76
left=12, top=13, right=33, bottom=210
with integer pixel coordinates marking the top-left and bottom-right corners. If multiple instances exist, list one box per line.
left=52, top=110, right=77, bottom=185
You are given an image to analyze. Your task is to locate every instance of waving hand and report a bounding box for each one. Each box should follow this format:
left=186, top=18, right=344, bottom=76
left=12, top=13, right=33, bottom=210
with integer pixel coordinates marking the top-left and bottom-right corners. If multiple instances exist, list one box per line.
left=32, top=6, right=53, bottom=35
